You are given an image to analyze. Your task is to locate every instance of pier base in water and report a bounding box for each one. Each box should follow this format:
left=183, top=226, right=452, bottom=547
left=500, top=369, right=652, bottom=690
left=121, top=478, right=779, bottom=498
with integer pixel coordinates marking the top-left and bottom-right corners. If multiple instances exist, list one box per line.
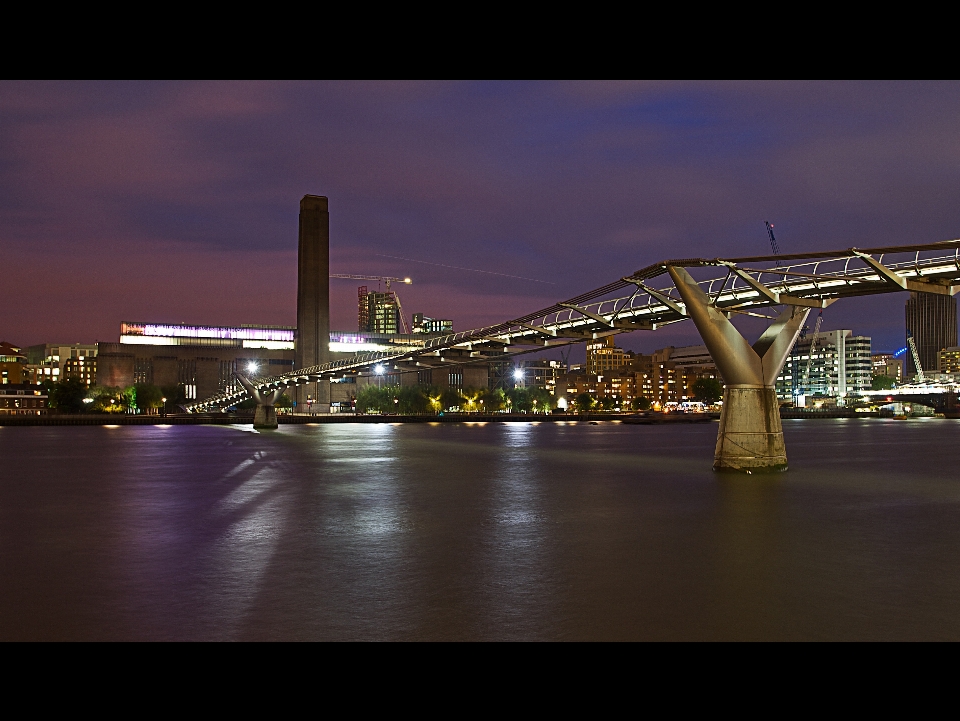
left=715, top=386, right=787, bottom=472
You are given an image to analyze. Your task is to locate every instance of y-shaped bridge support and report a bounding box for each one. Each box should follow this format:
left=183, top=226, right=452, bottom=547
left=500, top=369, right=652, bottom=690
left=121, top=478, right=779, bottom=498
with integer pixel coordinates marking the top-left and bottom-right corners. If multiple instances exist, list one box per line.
left=236, top=373, right=287, bottom=429
left=668, top=266, right=810, bottom=473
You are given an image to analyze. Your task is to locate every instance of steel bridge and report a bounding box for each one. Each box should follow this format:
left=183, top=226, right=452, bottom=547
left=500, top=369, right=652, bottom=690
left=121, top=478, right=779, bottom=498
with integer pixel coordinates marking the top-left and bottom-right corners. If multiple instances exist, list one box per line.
left=186, top=239, right=960, bottom=471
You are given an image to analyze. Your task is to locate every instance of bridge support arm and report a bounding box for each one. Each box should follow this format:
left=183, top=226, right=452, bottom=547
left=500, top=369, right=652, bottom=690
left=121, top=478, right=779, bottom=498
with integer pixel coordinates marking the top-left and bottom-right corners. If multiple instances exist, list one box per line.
left=668, top=266, right=810, bottom=472
left=236, top=373, right=285, bottom=429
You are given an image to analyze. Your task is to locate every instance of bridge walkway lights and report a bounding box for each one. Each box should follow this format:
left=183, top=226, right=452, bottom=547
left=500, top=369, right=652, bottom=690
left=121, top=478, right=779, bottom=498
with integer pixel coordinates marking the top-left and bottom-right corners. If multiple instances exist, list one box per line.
left=185, top=239, right=960, bottom=470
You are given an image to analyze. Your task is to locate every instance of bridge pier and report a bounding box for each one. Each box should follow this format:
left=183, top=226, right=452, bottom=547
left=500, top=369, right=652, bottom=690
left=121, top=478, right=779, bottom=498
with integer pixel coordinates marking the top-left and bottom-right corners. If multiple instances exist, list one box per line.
left=236, top=374, right=286, bottom=429
left=668, top=266, right=810, bottom=473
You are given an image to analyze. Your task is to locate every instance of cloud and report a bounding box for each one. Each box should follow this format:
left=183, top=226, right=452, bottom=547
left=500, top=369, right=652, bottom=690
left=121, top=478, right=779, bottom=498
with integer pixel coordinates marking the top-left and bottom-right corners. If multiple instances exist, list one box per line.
left=3, top=81, right=960, bottom=347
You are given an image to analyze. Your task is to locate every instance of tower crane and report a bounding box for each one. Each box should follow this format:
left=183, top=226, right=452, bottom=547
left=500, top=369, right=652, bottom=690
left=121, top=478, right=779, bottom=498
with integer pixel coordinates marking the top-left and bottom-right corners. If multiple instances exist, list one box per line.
left=907, top=331, right=926, bottom=383
left=765, top=221, right=782, bottom=265
left=329, top=274, right=412, bottom=333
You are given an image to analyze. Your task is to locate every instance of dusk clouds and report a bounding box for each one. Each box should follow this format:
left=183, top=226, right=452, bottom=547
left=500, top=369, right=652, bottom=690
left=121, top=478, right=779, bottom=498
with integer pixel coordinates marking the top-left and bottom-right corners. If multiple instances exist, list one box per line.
left=4, top=81, right=960, bottom=351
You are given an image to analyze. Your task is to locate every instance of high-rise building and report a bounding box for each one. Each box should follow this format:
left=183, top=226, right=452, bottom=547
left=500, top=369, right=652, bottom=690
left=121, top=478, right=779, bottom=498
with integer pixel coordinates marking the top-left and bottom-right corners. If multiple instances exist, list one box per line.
left=358, top=288, right=401, bottom=334
left=295, top=195, right=331, bottom=410
left=776, top=330, right=872, bottom=403
left=586, top=336, right=626, bottom=375
left=905, top=292, right=957, bottom=376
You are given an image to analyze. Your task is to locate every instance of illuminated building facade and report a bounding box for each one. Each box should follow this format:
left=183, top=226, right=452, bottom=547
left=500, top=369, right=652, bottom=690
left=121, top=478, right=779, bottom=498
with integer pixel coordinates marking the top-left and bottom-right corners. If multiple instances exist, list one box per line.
left=0, top=342, right=27, bottom=385
left=940, top=346, right=960, bottom=373
left=412, top=313, right=453, bottom=335
left=98, top=322, right=296, bottom=400
left=586, top=337, right=626, bottom=375
left=0, top=385, right=48, bottom=415
left=359, top=288, right=401, bottom=334
left=558, top=345, right=720, bottom=407
left=26, top=343, right=98, bottom=386
left=775, top=330, right=872, bottom=403
left=872, top=353, right=903, bottom=382
left=905, top=292, right=957, bottom=376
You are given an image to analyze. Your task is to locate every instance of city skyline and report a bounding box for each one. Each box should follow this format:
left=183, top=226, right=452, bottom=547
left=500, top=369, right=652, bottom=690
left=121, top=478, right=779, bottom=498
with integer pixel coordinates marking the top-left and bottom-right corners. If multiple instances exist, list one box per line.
left=5, top=81, right=960, bottom=352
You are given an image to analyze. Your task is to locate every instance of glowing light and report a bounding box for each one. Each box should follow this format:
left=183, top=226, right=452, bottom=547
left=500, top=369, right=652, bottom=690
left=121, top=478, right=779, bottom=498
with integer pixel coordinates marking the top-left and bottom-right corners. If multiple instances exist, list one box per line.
left=513, top=368, right=523, bottom=380
left=374, top=364, right=384, bottom=375
left=246, top=362, right=259, bottom=374
left=403, top=277, right=412, bottom=284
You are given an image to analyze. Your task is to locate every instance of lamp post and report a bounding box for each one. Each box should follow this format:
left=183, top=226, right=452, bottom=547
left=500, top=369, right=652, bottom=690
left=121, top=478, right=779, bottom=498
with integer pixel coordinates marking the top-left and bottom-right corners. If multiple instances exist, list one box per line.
left=374, top=364, right=384, bottom=388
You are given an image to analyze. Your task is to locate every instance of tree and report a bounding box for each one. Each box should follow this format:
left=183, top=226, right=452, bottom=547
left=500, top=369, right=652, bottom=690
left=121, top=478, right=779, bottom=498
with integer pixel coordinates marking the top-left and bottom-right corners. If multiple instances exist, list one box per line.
left=599, top=395, right=615, bottom=411
left=134, top=383, right=164, bottom=412
left=692, top=377, right=723, bottom=404
left=872, top=374, right=897, bottom=391
left=49, top=378, right=87, bottom=413
left=440, top=387, right=463, bottom=411
left=631, top=396, right=652, bottom=411
left=575, top=392, right=594, bottom=412
left=275, top=393, right=293, bottom=408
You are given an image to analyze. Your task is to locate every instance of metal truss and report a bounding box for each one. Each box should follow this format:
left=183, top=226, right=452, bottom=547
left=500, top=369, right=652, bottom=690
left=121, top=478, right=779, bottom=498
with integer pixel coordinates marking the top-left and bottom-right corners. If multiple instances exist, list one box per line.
left=185, top=239, right=960, bottom=412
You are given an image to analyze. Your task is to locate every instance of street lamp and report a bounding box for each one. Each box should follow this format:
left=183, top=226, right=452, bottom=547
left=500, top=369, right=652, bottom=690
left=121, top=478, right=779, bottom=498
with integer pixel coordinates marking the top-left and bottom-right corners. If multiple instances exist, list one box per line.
left=513, top=367, right=523, bottom=388
left=246, top=361, right=259, bottom=375
left=374, top=364, right=384, bottom=388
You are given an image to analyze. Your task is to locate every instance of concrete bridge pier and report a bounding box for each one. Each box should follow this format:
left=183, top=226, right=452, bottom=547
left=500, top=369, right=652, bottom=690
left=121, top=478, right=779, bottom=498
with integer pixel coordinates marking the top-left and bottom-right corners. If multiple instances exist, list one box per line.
left=668, top=266, right=810, bottom=473
left=236, top=374, right=286, bottom=429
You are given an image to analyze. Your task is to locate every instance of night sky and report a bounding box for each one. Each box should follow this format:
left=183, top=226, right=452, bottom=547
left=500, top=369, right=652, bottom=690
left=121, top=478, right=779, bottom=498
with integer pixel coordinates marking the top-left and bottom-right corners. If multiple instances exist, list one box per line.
left=4, top=81, right=960, bottom=355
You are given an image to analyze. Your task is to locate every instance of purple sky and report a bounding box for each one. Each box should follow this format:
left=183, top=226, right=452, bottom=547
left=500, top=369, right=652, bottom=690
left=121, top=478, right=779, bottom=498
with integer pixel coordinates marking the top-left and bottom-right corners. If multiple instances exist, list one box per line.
left=4, top=81, right=960, bottom=355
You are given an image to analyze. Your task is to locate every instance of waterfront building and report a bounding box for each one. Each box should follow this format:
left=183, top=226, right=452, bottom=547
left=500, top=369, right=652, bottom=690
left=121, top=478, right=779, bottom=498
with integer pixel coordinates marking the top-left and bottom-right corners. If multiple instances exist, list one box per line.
left=513, top=360, right=566, bottom=392
left=0, top=342, right=27, bottom=385
left=557, top=344, right=720, bottom=408
left=872, top=353, right=903, bottom=383
left=905, top=292, right=957, bottom=376
left=25, top=343, right=98, bottom=386
left=775, top=330, right=872, bottom=404
left=99, top=322, right=297, bottom=400
left=0, top=384, right=48, bottom=415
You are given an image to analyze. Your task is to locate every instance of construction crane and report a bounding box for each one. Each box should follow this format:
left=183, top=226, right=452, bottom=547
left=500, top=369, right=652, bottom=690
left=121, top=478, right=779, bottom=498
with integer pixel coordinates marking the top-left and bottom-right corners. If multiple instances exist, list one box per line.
left=765, top=221, right=783, bottom=265
left=801, top=309, right=824, bottom=396
left=907, top=331, right=926, bottom=383
left=329, top=274, right=412, bottom=333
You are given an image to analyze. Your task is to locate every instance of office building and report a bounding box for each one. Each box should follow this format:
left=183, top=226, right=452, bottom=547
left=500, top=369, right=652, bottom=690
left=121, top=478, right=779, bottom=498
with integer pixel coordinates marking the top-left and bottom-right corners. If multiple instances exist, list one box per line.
left=905, top=292, right=957, bottom=376
left=776, top=330, right=872, bottom=404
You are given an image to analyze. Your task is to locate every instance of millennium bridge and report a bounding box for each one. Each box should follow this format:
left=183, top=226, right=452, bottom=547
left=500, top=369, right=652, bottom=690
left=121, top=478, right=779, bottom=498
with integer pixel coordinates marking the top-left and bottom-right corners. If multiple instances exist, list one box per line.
left=186, top=240, right=960, bottom=473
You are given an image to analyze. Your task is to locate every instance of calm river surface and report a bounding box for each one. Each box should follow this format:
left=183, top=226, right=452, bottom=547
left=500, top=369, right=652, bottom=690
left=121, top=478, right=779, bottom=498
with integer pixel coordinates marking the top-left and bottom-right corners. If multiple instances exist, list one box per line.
left=3, top=419, right=960, bottom=640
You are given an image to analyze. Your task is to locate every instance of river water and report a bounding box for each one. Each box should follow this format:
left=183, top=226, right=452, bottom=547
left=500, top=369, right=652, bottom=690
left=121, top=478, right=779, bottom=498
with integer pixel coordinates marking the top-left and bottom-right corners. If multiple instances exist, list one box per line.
left=3, top=419, right=960, bottom=640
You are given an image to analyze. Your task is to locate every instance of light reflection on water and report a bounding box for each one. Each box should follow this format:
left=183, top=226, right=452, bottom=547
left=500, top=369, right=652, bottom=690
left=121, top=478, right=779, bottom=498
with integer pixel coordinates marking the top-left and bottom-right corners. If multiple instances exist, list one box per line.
left=3, top=420, right=960, bottom=640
